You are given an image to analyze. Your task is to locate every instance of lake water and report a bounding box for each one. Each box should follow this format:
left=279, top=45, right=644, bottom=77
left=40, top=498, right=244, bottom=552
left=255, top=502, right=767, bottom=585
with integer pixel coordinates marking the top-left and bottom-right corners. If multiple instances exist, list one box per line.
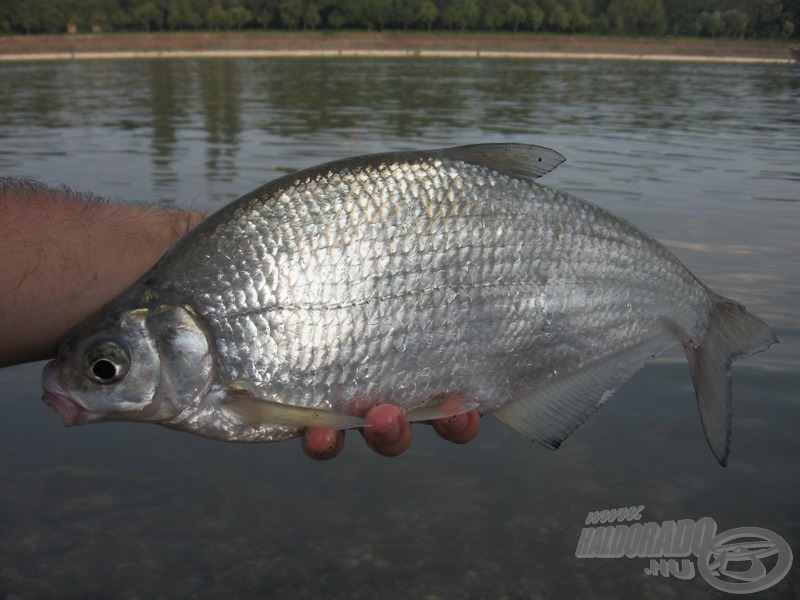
left=0, top=57, right=798, bottom=599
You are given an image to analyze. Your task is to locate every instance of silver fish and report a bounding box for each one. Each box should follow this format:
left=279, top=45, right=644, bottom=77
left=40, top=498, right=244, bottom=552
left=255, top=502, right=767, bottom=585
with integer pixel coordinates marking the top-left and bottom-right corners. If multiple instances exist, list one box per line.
left=41, top=144, right=776, bottom=465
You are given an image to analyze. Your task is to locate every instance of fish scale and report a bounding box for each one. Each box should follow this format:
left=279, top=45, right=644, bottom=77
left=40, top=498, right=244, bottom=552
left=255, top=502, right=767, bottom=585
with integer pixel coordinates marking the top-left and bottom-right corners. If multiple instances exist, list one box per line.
left=42, top=144, right=776, bottom=464
left=164, top=159, right=688, bottom=406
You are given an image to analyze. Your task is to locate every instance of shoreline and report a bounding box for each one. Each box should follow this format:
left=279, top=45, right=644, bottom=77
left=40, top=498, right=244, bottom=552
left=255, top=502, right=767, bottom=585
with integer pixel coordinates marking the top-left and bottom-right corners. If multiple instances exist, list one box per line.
left=0, top=32, right=795, bottom=64
left=1, top=49, right=791, bottom=64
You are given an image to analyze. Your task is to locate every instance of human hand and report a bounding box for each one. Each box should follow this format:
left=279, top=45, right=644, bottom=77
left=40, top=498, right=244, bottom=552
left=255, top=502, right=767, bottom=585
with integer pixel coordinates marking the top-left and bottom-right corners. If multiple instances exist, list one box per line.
left=301, top=403, right=481, bottom=460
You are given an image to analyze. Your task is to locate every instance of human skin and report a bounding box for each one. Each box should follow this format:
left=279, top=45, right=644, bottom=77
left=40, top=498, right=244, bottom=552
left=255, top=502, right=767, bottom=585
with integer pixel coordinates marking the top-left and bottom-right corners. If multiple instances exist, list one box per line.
left=0, top=180, right=479, bottom=458
left=304, top=405, right=481, bottom=459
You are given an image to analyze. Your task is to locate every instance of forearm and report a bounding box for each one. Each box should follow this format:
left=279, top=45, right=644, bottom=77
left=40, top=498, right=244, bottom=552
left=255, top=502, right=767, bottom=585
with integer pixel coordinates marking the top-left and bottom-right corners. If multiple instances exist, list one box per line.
left=0, top=180, right=208, bottom=367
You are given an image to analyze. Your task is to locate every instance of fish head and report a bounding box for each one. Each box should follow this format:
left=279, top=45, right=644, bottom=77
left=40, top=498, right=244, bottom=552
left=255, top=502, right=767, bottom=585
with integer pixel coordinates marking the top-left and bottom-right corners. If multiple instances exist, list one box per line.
left=42, top=302, right=215, bottom=428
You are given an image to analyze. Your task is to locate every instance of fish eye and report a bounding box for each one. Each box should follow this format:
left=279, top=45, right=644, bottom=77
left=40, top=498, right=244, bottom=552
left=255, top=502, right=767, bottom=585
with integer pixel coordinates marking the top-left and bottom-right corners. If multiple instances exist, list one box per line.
left=83, top=341, right=130, bottom=384
left=90, top=358, right=119, bottom=381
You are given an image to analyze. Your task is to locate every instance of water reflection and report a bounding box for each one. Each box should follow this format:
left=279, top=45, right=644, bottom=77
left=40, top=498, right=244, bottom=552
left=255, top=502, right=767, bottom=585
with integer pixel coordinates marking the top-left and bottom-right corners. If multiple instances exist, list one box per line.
left=147, top=60, right=185, bottom=186
left=245, top=60, right=476, bottom=139
left=2, top=58, right=796, bottom=205
left=200, top=60, right=242, bottom=181
left=0, top=57, right=798, bottom=598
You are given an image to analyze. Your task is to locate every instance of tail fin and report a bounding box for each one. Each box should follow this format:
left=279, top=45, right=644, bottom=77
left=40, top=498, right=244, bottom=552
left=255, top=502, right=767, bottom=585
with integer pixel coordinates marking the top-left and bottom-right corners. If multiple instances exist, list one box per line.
left=684, top=296, right=777, bottom=466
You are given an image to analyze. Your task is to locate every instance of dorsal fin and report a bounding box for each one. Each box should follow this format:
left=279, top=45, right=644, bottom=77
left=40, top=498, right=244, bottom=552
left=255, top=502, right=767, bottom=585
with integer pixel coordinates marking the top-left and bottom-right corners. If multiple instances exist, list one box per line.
left=437, top=143, right=566, bottom=181
left=159, top=143, right=567, bottom=263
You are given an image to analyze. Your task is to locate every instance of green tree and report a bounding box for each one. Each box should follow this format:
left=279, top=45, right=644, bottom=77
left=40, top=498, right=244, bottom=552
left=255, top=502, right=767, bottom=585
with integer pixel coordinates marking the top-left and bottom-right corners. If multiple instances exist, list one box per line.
left=395, top=0, right=420, bottom=29
left=371, top=0, right=393, bottom=30
left=41, top=4, right=67, bottom=32
left=244, top=0, right=274, bottom=27
left=548, top=2, right=570, bottom=31
left=484, top=1, right=508, bottom=31
left=507, top=2, right=526, bottom=32
left=110, top=8, right=132, bottom=29
left=444, top=0, right=479, bottom=31
left=722, top=9, right=748, bottom=38
left=349, top=0, right=393, bottom=31
left=206, top=4, right=232, bottom=29
left=441, top=5, right=456, bottom=29
left=0, top=1, right=11, bottom=32
left=17, top=0, right=43, bottom=33
left=302, top=3, right=320, bottom=29
left=566, top=0, right=590, bottom=32
left=418, top=0, right=438, bottom=30
left=166, top=0, right=184, bottom=29
left=90, top=9, right=110, bottom=31
left=607, top=0, right=667, bottom=34
left=64, top=0, right=99, bottom=32
left=696, top=10, right=723, bottom=36
left=193, top=0, right=215, bottom=20
left=660, top=0, right=702, bottom=35
left=165, top=0, right=201, bottom=30
left=133, top=1, right=162, bottom=32
left=746, top=0, right=795, bottom=37
left=5, top=0, right=795, bottom=37
left=185, top=4, right=201, bottom=28
left=328, top=8, right=346, bottom=28
left=230, top=6, right=252, bottom=29
left=279, top=0, right=302, bottom=28
left=525, top=0, right=544, bottom=32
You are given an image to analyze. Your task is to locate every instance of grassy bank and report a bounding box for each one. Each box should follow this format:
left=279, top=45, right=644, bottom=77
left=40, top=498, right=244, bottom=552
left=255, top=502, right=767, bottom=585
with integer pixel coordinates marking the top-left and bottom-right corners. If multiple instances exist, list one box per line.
left=0, top=31, right=794, bottom=62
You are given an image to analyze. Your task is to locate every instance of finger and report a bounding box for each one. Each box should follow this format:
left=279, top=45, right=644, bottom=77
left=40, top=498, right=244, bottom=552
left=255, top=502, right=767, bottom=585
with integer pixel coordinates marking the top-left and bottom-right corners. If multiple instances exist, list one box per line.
left=432, top=408, right=481, bottom=445
left=302, top=427, right=345, bottom=460
left=361, top=404, right=412, bottom=457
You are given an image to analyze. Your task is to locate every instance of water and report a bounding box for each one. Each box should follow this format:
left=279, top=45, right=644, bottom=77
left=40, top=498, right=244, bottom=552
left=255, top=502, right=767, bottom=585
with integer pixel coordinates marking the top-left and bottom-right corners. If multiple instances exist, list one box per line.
left=1, top=58, right=798, bottom=599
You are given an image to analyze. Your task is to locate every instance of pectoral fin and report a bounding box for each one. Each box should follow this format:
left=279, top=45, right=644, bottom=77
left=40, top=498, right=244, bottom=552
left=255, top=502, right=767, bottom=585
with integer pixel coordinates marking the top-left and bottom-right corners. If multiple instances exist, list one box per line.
left=405, top=393, right=480, bottom=422
left=222, top=382, right=369, bottom=430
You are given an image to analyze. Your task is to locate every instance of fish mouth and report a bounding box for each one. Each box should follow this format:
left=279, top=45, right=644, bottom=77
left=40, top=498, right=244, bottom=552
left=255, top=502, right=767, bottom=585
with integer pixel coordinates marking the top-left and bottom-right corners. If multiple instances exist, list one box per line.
left=42, top=392, right=97, bottom=426
left=41, top=360, right=101, bottom=427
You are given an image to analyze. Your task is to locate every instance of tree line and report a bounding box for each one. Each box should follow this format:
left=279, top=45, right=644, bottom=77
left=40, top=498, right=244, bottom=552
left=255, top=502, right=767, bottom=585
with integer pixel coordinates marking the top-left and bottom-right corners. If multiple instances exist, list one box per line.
left=0, top=0, right=797, bottom=38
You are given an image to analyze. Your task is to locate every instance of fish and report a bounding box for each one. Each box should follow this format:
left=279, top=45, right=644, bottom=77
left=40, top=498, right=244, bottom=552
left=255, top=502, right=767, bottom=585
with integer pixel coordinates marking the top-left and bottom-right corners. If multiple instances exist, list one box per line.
left=41, top=144, right=777, bottom=465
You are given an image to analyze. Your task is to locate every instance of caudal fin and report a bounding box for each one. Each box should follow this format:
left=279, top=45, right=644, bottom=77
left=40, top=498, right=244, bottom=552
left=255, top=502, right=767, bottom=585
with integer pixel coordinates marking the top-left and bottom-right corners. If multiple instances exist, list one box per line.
left=684, top=296, right=777, bottom=467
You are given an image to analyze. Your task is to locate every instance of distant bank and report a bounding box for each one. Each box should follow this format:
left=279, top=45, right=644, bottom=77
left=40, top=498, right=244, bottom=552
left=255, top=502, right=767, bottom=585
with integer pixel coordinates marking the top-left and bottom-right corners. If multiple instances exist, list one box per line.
left=0, top=31, right=794, bottom=64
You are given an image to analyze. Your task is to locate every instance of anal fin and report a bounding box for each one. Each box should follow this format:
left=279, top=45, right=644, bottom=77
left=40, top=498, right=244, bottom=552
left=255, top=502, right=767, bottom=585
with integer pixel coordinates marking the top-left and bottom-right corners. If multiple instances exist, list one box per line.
left=493, top=332, right=675, bottom=450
